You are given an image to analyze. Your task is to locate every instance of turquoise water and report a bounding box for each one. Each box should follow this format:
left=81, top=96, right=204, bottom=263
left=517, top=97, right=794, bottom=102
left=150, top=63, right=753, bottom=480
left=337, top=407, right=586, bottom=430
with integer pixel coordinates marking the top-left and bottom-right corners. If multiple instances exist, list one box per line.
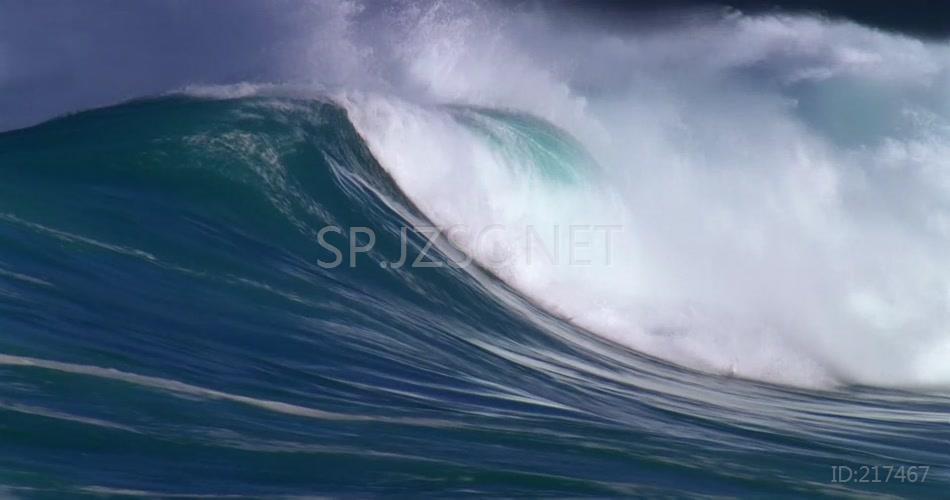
left=0, top=96, right=947, bottom=498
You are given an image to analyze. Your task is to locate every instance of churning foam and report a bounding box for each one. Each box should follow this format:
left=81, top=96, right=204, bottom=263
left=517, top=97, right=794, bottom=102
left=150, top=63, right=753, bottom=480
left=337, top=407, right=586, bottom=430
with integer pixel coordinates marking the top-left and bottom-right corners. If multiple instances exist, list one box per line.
left=332, top=3, right=950, bottom=389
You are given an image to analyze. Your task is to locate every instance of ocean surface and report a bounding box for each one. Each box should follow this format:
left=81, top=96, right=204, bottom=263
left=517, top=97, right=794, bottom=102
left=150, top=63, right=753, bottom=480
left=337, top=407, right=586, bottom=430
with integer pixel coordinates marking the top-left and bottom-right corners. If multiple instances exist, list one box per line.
left=4, top=0, right=950, bottom=497
left=0, top=95, right=947, bottom=498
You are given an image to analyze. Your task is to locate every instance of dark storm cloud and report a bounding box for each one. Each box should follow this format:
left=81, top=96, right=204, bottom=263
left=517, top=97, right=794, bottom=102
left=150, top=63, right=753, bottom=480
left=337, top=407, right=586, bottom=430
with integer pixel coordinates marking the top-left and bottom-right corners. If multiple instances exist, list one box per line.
left=547, top=0, right=950, bottom=39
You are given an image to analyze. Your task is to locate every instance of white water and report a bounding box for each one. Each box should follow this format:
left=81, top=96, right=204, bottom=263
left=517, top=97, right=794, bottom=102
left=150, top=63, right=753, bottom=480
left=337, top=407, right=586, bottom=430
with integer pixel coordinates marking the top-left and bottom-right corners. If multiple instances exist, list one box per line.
left=327, top=2, right=950, bottom=388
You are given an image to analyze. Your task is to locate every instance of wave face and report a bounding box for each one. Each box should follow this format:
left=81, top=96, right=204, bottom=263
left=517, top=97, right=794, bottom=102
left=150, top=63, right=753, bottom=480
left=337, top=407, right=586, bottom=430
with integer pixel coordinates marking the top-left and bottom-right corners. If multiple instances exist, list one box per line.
left=0, top=95, right=947, bottom=497
left=4, top=0, right=950, bottom=390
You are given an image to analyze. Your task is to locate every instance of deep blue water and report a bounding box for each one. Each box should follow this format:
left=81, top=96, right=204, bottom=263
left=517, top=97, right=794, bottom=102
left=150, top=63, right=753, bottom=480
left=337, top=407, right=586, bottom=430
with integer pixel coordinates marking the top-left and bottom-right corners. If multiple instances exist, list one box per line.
left=0, top=96, right=947, bottom=498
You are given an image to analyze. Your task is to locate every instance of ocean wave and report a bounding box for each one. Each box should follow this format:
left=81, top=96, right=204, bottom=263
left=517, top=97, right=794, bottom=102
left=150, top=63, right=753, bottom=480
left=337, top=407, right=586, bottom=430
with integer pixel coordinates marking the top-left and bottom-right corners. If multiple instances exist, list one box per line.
left=2, top=1, right=950, bottom=496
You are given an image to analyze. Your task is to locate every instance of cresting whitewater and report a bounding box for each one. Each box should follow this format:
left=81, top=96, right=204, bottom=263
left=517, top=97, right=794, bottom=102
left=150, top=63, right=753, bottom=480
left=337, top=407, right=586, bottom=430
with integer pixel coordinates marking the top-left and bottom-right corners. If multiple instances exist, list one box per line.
left=0, top=0, right=949, bottom=497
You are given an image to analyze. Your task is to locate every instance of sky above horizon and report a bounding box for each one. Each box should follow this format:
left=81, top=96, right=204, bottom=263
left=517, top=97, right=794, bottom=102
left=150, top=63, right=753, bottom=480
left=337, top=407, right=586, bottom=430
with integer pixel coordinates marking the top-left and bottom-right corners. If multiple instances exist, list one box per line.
left=1, top=0, right=947, bottom=132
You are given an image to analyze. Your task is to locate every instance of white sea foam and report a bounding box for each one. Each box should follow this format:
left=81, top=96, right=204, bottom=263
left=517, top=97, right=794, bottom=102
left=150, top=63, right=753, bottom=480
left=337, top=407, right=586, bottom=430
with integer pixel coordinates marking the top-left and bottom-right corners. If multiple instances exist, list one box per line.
left=329, top=3, right=950, bottom=388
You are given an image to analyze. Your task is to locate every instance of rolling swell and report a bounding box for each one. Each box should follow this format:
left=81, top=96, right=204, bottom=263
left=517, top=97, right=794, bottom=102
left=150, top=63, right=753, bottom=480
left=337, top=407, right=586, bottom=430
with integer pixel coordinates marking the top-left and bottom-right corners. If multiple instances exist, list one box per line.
left=0, top=96, right=948, bottom=497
